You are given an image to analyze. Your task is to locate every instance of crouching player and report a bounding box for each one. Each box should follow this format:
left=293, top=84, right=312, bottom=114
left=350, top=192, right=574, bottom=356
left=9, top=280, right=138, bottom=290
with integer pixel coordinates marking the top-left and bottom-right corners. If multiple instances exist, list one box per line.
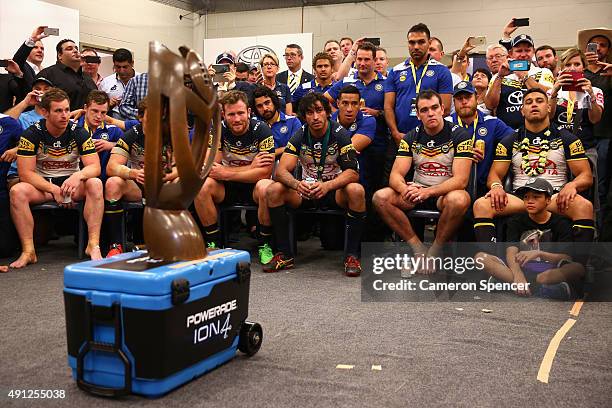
left=262, top=93, right=366, bottom=276
left=477, top=178, right=584, bottom=299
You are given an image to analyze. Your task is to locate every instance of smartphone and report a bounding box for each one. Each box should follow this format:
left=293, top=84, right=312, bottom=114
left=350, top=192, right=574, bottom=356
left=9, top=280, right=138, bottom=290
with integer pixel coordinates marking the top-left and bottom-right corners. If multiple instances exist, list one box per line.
left=212, top=64, right=230, bottom=82
left=83, top=55, right=101, bottom=64
left=587, top=42, right=598, bottom=54
left=509, top=59, right=530, bottom=71
left=512, top=18, right=530, bottom=27
left=562, top=71, right=584, bottom=92
left=0, top=59, right=8, bottom=68
left=363, top=37, right=381, bottom=46
left=468, top=36, right=487, bottom=46
left=43, top=27, right=59, bottom=36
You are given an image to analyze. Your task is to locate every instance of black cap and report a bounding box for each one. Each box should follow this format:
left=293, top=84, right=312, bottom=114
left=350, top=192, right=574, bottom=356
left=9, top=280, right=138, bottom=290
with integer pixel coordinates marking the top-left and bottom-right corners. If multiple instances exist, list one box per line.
left=33, top=77, right=53, bottom=87
left=515, top=177, right=554, bottom=197
left=511, top=34, right=534, bottom=48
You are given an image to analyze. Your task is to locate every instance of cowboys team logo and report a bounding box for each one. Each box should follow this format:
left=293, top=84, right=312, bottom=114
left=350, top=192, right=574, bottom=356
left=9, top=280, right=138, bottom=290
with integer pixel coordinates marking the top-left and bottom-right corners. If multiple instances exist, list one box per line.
left=349, top=123, right=357, bottom=131
left=100, top=132, right=109, bottom=140
left=328, top=146, right=336, bottom=155
left=280, top=125, right=288, bottom=134
left=375, top=83, right=383, bottom=91
left=425, top=70, right=435, bottom=77
left=550, top=140, right=559, bottom=149
left=478, top=127, right=488, bottom=137
left=508, top=90, right=523, bottom=105
left=237, top=45, right=274, bottom=66
left=441, top=144, right=450, bottom=153
left=250, top=145, right=258, bottom=152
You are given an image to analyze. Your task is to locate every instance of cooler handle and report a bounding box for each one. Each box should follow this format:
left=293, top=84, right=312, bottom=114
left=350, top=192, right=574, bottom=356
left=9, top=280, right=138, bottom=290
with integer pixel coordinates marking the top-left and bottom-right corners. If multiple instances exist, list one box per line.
left=76, top=301, right=132, bottom=397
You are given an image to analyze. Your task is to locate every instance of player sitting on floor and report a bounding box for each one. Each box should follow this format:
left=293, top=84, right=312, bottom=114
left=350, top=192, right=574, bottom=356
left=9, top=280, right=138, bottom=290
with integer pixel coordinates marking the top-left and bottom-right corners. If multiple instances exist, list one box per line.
left=472, top=88, right=594, bottom=252
left=477, top=178, right=584, bottom=300
left=373, top=90, right=474, bottom=274
left=10, top=88, right=104, bottom=267
left=262, top=92, right=366, bottom=276
left=194, top=90, right=275, bottom=250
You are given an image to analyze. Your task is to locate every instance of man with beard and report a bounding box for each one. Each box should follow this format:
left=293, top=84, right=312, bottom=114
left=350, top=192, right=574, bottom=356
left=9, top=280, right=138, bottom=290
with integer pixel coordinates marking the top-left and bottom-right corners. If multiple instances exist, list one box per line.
left=252, top=85, right=302, bottom=157
left=194, top=91, right=275, bottom=250
left=535, top=45, right=559, bottom=77
left=446, top=81, right=514, bottom=195
left=262, top=93, right=365, bottom=276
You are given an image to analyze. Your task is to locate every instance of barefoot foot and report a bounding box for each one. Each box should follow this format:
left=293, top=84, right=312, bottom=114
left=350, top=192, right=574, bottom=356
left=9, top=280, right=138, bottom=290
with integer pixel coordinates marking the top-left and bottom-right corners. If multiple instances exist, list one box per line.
left=9, top=252, right=38, bottom=269
left=86, top=245, right=102, bottom=261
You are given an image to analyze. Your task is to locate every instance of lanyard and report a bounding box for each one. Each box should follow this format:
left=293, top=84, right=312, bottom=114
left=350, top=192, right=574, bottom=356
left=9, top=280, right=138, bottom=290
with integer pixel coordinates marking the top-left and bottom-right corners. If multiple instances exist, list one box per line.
left=306, top=120, right=331, bottom=181
left=457, top=114, right=479, bottom=141
left=566, top=91, right=576, bottom=124
left=410, top=59, right=430, bottom=95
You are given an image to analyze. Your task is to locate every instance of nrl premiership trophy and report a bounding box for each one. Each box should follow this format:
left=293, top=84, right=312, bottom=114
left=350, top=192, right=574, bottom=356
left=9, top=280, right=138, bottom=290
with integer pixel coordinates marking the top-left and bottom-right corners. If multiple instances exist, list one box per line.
left=143, top=42, right=221, bottom=260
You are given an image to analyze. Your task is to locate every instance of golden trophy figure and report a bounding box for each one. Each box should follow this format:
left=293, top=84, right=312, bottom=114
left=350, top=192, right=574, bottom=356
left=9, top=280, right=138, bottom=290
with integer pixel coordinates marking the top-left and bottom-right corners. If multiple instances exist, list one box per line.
left=143, top=42, right=221, bottom=261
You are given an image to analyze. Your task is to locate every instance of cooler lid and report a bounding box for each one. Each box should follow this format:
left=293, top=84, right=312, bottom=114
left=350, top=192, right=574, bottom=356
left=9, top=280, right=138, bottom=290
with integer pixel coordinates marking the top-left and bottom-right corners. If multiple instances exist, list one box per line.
left=63, top=249, right=250, bottom=296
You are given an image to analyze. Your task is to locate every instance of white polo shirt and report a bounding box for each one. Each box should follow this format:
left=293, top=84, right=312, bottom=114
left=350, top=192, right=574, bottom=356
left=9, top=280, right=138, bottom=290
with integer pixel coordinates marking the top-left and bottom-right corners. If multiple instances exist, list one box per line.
left=99, top=72, right=140, bottom=115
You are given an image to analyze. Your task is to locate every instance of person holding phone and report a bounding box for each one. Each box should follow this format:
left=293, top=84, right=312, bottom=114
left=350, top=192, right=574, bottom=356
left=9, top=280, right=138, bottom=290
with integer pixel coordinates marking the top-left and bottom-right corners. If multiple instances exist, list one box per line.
left=80, top=49, right=103, bottom=88
left=485, top=34, right=554, bottom=129
left=11, top=26, right=51, bottom=99
left=549, top=48, right=603, bottom=155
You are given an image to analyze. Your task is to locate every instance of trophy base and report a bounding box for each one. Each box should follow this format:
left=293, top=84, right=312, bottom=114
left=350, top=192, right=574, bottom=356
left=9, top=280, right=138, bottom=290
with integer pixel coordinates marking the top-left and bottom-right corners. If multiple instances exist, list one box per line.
left=143, top=206, right=208, bottom=261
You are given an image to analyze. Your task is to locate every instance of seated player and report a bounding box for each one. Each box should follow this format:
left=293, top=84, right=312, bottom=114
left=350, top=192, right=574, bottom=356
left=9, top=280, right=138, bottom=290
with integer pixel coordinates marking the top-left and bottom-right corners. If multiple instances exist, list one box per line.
left=77, top=90, right=123, bottom=180
left=104, top=98, right=165, bottom=257
left=330, top=85, right=375, bottom=191
left=477, top=178, right=584, bottom=300
left=10, top=88, right=104, bottom=268
left=473, top=88, right=594, bottom=248
left=262, top=93, right=366, bottom=276
left=252, top=85, right=302, bottom=157
left=446, top=81, right=514, bottom=196
left=373, top=90, right=473, bottom=273
left=194, top=90, right=275, bottom=250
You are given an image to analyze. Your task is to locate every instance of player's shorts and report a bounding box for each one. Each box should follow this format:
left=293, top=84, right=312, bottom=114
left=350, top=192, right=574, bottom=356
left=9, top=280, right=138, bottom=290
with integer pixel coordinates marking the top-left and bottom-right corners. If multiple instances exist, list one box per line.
left=298, top=189, right=341, bottom=211
left=45, top=176, right=70, bottom=187
left=411, top=196, right=440, bottom=212
left=222, top=182, right=256, bottom=205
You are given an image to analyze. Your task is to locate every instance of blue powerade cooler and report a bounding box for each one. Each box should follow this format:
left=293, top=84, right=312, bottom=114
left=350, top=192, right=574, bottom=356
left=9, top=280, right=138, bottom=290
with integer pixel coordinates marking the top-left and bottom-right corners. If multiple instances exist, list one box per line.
left=63, top=249, right=262, bottom=398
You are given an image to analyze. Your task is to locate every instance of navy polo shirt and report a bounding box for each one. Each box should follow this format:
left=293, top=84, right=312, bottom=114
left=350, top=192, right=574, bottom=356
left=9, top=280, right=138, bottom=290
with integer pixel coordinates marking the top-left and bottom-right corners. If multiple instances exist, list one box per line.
left=385, top=58, right=453, bottom=134
left=328, top=71, right=388, bottom=150
left=77, top=117, right=124, bottom=180
left=292, top=79, right=334, bottom=111
left=0, top=114, right=22, bottom=200
left=446, top=110, right=514, bottom=188
left=331, top=110, right=376, bottom=185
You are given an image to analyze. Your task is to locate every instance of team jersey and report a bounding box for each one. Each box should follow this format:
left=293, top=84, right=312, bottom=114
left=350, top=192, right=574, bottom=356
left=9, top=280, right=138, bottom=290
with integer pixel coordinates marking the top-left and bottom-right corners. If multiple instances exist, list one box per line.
left=396, top=121, right=473, bottom=187
left=216, top=119, right=275, bottom=167
left=111, top=123, right=175, bottom=175
left=327, top=71, right=388, bottom=150
left=284, top=120, right=358, bottom=182
left=550, top=87, right=604, bottom=150
left=385, top=58, right=453, bottom=134
left=490, top=65, right=554, bottom=129
left=446, top=111, right=515, bottom=188
left=17, top=119, right=97, bottom=178
left=291, top=79, right=334, bottom=111
left=260, top=112, right=302, bottom=149
left=332, top=110, right=376, bottom=186
left=77, top=117, right=123, bottom=179
left=0, top=114, right=22, bottom=199
left=493, top=126, right=588, bottom=192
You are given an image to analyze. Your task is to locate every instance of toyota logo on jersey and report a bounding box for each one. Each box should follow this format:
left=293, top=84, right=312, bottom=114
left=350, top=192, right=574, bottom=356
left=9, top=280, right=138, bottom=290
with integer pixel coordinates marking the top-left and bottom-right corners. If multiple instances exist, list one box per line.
left=508, top=90, right=523, bottom=106
left=418, top=161, right=451, bottom=177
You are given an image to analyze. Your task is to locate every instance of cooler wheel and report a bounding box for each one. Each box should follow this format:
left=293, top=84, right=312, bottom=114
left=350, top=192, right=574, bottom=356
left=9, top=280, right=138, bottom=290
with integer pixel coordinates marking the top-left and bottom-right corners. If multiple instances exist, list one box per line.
left=238, top=321, right=263, bottom=357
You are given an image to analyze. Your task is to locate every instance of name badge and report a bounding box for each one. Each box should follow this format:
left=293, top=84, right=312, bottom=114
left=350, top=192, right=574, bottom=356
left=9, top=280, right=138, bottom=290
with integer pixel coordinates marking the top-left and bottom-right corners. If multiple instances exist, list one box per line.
left=410, top=97, right=417, bottom=117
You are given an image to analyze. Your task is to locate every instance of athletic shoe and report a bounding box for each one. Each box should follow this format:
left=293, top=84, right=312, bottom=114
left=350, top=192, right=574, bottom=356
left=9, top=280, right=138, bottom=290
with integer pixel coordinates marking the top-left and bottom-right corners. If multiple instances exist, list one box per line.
left=535, top=282, right=574, bottom=300
left=263, top=252, right=294, bottom=273
left=207, top=241, right=218, bottom=250
left=106, top=243, right=123, bottom=258
left=344, top=256, right=362, bottom=277
left=258, top=243, right=274, bottom=265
